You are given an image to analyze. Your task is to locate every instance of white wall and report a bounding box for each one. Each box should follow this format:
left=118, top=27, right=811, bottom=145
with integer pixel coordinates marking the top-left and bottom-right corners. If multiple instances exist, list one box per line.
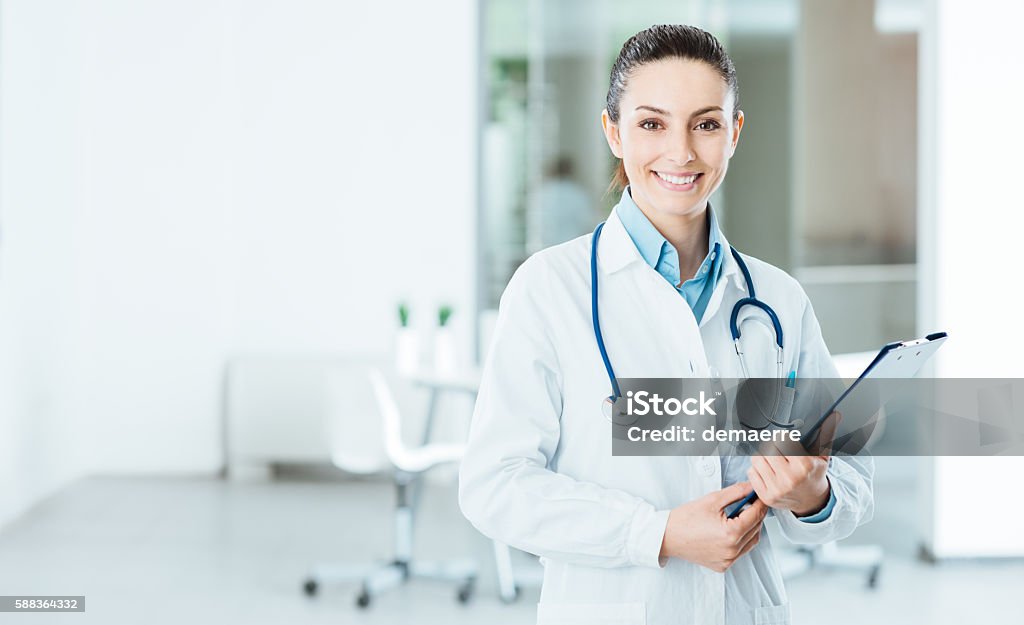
left=0, top=0, right=478, bottom=526
left=919, top=0, right=1024, bottom=557
left=70, top=1, right=234, bottom=475
left=0, top=0, right=89, bottom=529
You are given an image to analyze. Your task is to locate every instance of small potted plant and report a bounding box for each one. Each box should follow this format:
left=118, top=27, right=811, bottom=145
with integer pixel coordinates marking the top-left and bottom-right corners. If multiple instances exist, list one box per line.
left=395, top=301, right=419, bottom=374
left=434, top=304, right=456, bottom=373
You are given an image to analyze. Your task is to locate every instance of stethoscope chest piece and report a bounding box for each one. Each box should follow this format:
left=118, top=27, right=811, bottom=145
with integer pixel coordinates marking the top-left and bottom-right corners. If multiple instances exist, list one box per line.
left=603, top=395, right=638, bottom=426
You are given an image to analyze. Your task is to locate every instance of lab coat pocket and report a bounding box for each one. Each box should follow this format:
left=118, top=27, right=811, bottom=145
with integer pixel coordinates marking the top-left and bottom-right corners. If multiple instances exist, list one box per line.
left=754, top=603, right=791, bottom=625
left=536, top=601, right=645, bottom=625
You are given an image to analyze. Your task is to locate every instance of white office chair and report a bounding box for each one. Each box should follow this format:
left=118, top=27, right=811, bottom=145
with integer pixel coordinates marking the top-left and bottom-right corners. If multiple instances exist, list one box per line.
left=302, top=365, right=477, bottom=608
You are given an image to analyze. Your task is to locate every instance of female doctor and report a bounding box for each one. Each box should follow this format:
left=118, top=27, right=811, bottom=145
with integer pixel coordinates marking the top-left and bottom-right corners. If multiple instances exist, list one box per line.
left=459, top=25, right=873, bottom=625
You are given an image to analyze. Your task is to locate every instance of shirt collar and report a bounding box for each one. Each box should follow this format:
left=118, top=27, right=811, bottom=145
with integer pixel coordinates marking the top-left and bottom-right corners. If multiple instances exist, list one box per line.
left=705, top=208, right=725, bottom=285
left=613, top=186, right=728, bottom=278
left=599, top=187, right=744, bottom=290
left=615, top=187, right=671, bottom=269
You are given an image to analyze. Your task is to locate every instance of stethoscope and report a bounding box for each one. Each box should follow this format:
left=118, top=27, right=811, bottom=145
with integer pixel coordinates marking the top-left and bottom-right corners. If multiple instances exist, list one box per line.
left=592, top=220, right=794, bottom=428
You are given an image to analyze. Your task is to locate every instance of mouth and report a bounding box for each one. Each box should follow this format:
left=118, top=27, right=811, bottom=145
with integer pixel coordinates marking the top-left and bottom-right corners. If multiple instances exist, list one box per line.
left=653, top=170, right=703, bottom=191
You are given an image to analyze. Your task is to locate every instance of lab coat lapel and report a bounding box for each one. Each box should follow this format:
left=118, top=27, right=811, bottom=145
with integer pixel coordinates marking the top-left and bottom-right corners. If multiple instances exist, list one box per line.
left=599, top=208, right=711, bottom=378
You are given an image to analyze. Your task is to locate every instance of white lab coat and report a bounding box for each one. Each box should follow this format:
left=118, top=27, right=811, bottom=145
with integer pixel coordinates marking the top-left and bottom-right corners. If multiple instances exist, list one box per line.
left=459, top=207, right=874, bottom=625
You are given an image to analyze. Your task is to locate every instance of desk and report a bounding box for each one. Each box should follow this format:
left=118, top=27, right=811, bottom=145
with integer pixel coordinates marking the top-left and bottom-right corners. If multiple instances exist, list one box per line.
left=408, top=368, right=481, bottom=445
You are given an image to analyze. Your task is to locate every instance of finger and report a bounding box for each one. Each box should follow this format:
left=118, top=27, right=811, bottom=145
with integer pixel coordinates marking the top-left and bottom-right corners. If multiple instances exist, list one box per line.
left=749, top=497, right=768, bottom=516
left=735, top=500, right=768, bottom=537
left=724, top=503, right=765, bottom=551
left=763, top=453, right=791, bottom=475
left=734, top=521, right=764, bottom=560
left=732, top=517, right=763, bottom=552
left=746, top=468, right=772, bottom=506
left=791, top=455, right=820, bottom=480
left=751, top=454, right=777, bottom=478
left=711, top=481, right=754, bottom=508
left=742, top=507, right=766, bottom=539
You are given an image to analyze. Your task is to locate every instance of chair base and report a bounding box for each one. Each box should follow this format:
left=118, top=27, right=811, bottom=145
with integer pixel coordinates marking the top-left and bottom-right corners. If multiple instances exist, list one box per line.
left=303, top=472, right=478, bottom=607
left=304, top=557, right=477, bottom=608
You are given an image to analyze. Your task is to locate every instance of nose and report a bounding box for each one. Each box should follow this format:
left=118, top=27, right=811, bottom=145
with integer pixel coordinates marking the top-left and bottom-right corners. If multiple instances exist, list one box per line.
left=666, top=128, right=696, bottom=164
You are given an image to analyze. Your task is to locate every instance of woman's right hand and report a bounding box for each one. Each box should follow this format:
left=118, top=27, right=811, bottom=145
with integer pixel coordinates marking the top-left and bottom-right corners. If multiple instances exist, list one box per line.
left=659, top=481, right=768, bottom=573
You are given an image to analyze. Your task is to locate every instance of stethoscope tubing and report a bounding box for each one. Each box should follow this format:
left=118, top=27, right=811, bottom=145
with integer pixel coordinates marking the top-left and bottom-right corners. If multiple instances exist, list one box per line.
left=589, top=220, right=797, bottom=520
left=591, top=220, right=786, bottom=407
left=591, top=222, right=622, bottom=402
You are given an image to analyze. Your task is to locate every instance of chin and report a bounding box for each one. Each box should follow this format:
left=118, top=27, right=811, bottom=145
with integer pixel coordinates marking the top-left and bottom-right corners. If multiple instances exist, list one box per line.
left=651, top=193, right=706, bottom=216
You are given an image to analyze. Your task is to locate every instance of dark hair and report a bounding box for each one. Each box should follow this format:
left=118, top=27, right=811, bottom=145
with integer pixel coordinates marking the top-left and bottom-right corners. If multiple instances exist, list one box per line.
left=606, top=25, right=739, bottom=192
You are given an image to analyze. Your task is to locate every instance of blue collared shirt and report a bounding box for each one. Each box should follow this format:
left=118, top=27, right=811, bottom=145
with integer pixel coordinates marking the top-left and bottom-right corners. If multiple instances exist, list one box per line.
left=615, top=187, right=724, bottom=324
left=615, top=186, right=836, bottom=523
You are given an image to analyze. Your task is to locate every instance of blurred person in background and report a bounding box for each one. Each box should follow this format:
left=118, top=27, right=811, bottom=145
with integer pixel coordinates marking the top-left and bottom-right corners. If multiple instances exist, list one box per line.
left=533, top=155, right=595, bottom=248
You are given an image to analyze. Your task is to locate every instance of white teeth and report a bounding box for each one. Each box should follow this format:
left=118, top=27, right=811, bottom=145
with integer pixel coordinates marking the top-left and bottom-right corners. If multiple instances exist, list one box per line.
left=656, top=172, right=698, bottom=185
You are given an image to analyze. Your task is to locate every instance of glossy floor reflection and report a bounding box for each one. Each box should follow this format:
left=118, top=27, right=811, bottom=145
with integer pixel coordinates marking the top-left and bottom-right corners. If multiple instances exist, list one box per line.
left=0, top=471, right=1020, bottom=624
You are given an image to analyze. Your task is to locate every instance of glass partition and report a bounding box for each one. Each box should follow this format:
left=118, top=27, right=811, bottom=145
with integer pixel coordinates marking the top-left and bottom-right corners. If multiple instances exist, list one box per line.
left=479, top=0, right=920, bottom=355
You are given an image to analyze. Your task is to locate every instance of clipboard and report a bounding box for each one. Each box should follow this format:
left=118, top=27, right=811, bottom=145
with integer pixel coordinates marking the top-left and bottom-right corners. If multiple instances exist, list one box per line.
left=802, top=332, right=948, bottom=443
left=726, top=332, right=948, bottom=519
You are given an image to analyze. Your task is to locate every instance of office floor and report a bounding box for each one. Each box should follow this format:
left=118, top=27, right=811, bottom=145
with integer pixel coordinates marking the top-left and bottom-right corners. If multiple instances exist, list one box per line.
left=0, top=468, right=1020, bottom=625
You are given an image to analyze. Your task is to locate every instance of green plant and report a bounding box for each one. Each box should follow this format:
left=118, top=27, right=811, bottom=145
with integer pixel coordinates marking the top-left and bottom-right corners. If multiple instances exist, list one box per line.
left=438, top=305, right=453, bottom=327
left=397, top=302, right=410, bottom=327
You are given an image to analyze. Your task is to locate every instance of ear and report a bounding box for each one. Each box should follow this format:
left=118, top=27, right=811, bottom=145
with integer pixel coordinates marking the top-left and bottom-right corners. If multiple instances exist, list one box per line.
left=728, top=110, right=744, bottom=156
left=601, top=109, right=623, bottom=159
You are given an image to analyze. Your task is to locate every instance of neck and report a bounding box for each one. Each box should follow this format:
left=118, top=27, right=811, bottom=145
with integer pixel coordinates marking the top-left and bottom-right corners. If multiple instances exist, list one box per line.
left=640, top=202, right=711, bottom=277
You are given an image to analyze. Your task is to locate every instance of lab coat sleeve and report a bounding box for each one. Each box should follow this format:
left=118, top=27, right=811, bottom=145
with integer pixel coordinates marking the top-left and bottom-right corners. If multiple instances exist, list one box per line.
left=772, top=288, right=875, bottom=544
left=458, top=257, right=670, bottom=569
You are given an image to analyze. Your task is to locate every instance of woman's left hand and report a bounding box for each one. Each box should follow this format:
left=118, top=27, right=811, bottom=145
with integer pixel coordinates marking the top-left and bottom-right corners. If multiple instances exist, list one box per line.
left=746, top=411, right=840, bottom=517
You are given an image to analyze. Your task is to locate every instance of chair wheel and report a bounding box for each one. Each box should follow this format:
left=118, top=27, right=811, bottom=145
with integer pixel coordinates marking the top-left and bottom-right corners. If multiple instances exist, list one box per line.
left=456, top=578, right=475, bottom=604
left=499, top=584, right=521, bottom=604
left=302, top=579, right=318, bottom=597
left=356, top=588, right=371, bottom=609
left=867, top=565, right=881, bottom=589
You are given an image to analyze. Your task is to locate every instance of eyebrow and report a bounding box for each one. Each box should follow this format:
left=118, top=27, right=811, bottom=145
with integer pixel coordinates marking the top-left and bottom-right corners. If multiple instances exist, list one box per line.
left=634, top=105, right=724, bottom=117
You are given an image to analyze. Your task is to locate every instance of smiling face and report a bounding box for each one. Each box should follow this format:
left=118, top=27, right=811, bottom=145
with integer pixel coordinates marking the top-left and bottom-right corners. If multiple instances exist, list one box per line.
left=602, top=57, right=743, bottom=222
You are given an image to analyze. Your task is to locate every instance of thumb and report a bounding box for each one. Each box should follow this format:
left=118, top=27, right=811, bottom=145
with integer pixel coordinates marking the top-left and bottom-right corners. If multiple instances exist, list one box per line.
left=709, top=481, right=753, bottom=507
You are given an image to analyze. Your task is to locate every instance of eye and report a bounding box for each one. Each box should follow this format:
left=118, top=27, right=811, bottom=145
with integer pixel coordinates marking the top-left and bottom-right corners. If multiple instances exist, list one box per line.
left=695, top=119, right=722, bottom=131
left=639, top=119, right=663, bottom=131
